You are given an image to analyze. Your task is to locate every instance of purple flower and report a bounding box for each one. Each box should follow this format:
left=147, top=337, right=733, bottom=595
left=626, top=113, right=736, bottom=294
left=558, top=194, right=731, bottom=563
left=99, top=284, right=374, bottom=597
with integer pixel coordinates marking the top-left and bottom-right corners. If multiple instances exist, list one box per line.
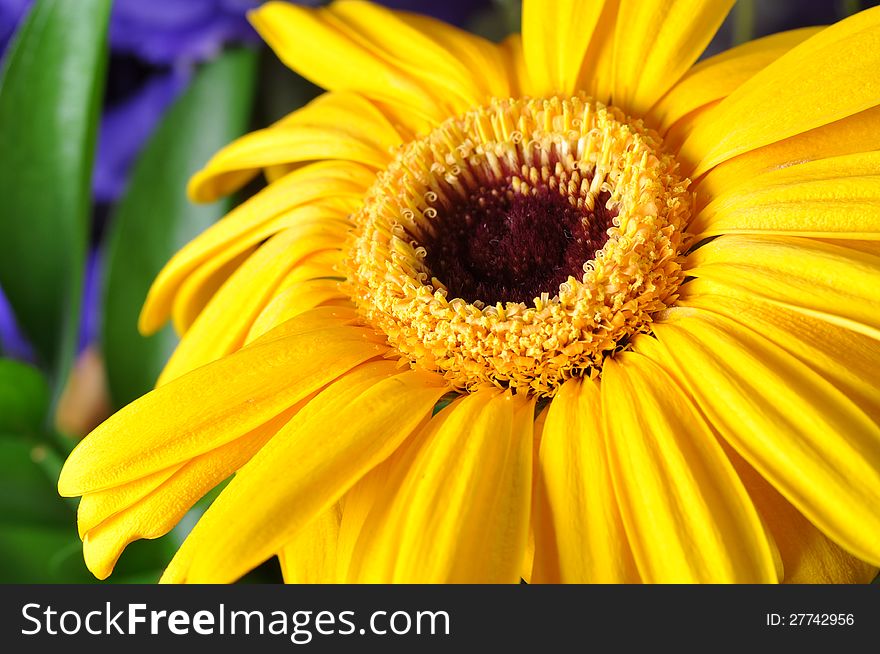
left=0, top=0, right=27, bottom=56
left=94, top=66, right=190, bottom=202
left=110, top=0, right=262, bottom=65
left=0, top=286, right=33, bottom=361
left=94, top=0, right=263, bottom=202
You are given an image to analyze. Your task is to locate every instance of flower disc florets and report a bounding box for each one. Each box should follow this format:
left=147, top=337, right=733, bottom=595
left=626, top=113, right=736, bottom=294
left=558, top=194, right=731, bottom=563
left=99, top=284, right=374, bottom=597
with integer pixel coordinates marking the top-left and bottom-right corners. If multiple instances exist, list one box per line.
left=347, top=95, right=692, bottom=396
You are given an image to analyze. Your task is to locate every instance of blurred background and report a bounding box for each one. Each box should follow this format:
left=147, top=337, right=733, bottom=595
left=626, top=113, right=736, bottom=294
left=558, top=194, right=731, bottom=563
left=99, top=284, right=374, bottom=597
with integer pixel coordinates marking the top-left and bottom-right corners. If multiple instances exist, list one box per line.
left=0, top=0, right=876, bottom=583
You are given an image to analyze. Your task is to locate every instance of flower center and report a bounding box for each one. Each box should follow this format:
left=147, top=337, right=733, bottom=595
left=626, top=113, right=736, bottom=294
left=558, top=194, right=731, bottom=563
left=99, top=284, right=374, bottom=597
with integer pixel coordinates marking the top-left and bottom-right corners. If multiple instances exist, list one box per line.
left=421, top=183, right=616, bottom=305
left=347, top=95, right=692, bottom=397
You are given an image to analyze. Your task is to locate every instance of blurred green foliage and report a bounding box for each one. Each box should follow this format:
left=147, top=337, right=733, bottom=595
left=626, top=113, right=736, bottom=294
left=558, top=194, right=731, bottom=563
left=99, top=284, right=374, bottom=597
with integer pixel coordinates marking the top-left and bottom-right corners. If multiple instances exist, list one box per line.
left=103, top=48, right=258, bottom=407
left=0, top=0, right=110, bottom=398
left=0, top=0, right=258, bottom=583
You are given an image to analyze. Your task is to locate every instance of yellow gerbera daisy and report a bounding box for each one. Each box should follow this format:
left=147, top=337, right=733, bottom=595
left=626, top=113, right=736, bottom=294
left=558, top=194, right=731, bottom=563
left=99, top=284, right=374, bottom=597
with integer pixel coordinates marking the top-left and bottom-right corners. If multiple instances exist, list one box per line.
left=59, top=0, right=880, bottom=584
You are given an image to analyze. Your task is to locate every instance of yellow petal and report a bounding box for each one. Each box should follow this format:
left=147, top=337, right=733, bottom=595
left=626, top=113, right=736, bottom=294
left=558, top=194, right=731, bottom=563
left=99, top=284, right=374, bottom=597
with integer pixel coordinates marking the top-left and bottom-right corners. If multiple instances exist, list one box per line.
left=335, top=432, right=434, bottom=583
left=694, top=150, right=880, bottom=241
left=277, top=249, right=342, bottom=288
left=161, top=364, right=448, bottom=583
left=326, top=1, right=489, bottom=110
left=601, top=353, right=778, bottom=583
left=521, top=0, right=604, bottom=96
left=141, top=160, right=371, bottom=334
left=171, top=206, right=348, bottom=337
left=653, top=27, right=820, bottom=133
left=58, top=312, right=388, bottom=496
left=170, top=247, right=255, bottom=336
left=244, top=279, right=347, bottom=345
left=677, top=278, right=880, bottom=423
left=499, top=34, right=530, bottom=98
left=352, top=390, right=533, bottom=583
left=278, top=503, right=344, bottom=584
left=81, top=409, right=295, bottom=580
left=189, top=92, right=402, bottom=201
left=520, top=406, right=547, bottom=584
left=575, top=0, right=620, bottom=104
left=158, top=224, right=348, bottom=384
left=649, top=311, right=880, bottom=566
left=816, top=238, right=880, bottom=258
left=531, top=378, right=639, bottom=583
left=250, top=2, right=457, bottom=123
left=680, top=7, right=880, bottom=177
left=391, top=10, right=510, bottom=101
left=693, top=178, right=880, bottom=241
left=694, top=105, right=880, bottom=206
left=610, top=0, right=733, bottom=117
left=685, top=235, right=880, bottom=339
left=77, top=466, right=181, bottom=539
left=724, top=444, right=877, bottom=584
left=244, top=304, right=359, bottom=348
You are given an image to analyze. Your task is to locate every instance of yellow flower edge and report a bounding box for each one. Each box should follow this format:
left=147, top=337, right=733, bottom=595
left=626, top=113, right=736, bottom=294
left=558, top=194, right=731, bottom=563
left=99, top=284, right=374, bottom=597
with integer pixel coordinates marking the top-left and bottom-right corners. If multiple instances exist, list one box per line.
left=59, top=0, right=880, bottom=584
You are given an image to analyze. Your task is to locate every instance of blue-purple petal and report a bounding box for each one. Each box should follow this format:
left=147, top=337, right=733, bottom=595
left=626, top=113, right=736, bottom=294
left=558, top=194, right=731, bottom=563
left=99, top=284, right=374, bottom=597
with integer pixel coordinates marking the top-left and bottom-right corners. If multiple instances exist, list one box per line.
left=93, top=67, right=190, bottom=202
left=0, top=284, right=34, bottom=362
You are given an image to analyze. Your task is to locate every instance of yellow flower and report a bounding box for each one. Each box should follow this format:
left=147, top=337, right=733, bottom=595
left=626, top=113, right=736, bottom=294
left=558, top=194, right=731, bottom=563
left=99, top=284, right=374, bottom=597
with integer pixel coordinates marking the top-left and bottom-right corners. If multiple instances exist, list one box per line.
left=60, top=0, right=880, bottom=584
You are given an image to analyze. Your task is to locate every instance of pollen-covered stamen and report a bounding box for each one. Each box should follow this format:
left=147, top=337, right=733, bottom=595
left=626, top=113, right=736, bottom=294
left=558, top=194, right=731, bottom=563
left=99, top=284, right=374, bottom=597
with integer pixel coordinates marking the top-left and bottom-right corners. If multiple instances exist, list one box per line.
left=347, top=95, right=692, bottom=397
left=423, top=184, right=615, bottom=305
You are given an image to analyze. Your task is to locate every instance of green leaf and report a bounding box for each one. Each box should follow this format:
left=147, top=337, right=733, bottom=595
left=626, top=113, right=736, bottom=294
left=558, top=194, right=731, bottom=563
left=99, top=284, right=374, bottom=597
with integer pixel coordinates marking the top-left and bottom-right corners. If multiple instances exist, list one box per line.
left=0, top=523, right=97, bottom=583
left=0, top=436, right=69, bottom=525
left=0, top=359, right=50, bottom=435
left=0, top=434, right=178, bottom=582
left=103, top=48, right=258, bottom=408
left=0, top=521, right=177, bottom=583
left=0, top=0, right=111, bottom=394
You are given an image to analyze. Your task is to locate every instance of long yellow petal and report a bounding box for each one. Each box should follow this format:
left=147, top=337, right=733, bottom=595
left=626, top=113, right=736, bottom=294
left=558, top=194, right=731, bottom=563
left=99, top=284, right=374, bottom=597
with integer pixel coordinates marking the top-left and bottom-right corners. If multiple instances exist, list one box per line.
left=327, top=1, right=489, bottom=110
left=158, top=224, right=348, bottom=384
left=694, top=105, right=880, bottom=207
left=250, top=2, right=456, bottom=123
left=498, top=34, right=529, bottom=98
left=58, top=312, right=387, bottom=496
left=531, top=378, right=639, bottom=583
left=244, top=279, right=347, bottom=345
left=333, top=437, right=419, bottom=582
left=397, top=11, right=510, bottom=100
left=191, top=124, right=386, bottom=185
left=170, top=206, right=348, bottom=336
left=575, top=0, right=619, bottom=104
left=816, top=237, right=880, bottom=257
left=653, top=27, right=820, bottom=133
left=521, top=0, right=604, bottom=96
left=610, top=0, right=733, bottom=117
left=351, top=390, right=533, bottom=583
left=692, top=151, right=880, bottom=240
left=170, top=247, right=255, bottom=336
left=649, top=311, right=880, bottom=566
left=278, top=504, right=344, bottom=584
left=276, top=249, right=342, bottom=288
left=140, top=161, right=371, bottom=334
left=692, top=178, right=880, bottom=241
left=680, top=7, right=880, bottom=177
left=161, top=364, right=448, bottom=583
left=685, top=235, right=880, bottom=339
left=81, top=409, right=295, bottom=580
left=723, top=444, right=877, bottom=584
left=189, top=92, right=402, bottom=202
left=601, top=353, right=778, bottom=583
left=77, top=466, right=181, bottom=539
left=244, top=304, right=359, bottom=348
left=677, top=278, right=880, bottom=422
left=667, top=291, right=877, bottom=578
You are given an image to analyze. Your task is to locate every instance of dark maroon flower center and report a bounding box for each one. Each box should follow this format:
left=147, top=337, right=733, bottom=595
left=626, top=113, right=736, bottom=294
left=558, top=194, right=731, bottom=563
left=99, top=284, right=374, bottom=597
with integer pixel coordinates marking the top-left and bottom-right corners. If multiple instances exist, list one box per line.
left=421, top=185, right=616, bottom=305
